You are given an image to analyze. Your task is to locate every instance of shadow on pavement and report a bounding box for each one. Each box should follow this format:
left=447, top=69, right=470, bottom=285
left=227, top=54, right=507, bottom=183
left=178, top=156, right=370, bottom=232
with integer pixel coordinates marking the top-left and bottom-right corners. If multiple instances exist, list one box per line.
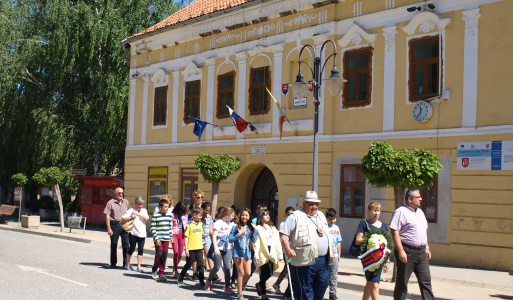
left=490, top=294, right=513, bottom=299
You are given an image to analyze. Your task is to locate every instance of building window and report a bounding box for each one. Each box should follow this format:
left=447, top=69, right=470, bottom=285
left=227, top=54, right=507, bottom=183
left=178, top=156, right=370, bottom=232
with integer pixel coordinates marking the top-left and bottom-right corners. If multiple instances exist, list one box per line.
left=184, top=80, right=200, bottom=124
left=409, top=36, right=440, bottom=102
left=154, top=86, right=167, bottom=126
left=217, top=72, right=235, bottom=119
left=340, top=165, right=365, bottom=218
left=420, top=176, right=437, bottom=223
left=249, top=66, right=270, bottom=115
left=148, top=167, right=168, bottom=214
left=181, top=168, right=199, bottom=205
left=343, top=47, right=373, bottom=108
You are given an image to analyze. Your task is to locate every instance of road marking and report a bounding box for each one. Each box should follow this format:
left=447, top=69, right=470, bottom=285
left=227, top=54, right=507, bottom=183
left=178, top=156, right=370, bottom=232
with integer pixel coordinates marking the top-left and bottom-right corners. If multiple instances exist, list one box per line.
left=17, top=264, right=89, bottom=287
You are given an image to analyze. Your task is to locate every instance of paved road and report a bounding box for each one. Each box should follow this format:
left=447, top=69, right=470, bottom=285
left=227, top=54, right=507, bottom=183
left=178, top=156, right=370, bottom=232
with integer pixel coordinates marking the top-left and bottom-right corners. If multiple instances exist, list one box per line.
left=0, top=230, right=377, bottom=300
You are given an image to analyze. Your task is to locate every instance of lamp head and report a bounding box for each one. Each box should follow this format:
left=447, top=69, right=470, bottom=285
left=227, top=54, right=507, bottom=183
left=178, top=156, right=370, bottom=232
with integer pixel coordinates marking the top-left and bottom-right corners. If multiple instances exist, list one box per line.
left=323, top=66, right=346, bottom=96
left=290, top=72, right=309, bottom=99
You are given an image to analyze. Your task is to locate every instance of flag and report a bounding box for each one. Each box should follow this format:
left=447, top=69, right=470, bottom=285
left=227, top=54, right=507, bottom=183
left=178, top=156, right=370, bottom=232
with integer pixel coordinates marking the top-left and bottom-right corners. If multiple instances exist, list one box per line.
left=266, top=87, right=287, bottom=140
left=227, top=106, right=248, bottom=133
left=248, top=122, right=257, bottom=133
left=188, top=116, right=208, bottom=141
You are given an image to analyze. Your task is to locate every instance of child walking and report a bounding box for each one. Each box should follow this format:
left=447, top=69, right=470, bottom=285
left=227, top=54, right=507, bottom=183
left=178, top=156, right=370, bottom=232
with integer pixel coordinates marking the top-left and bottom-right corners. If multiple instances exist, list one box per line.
left=178, top=207, right=205, bottom=286
left=201, top=202, right=214, bottom=272
left=229, top=208, right=258, bottom=300
left=327, top=208, right=342, bottom=300
left=254, top=209, right=282, bottom=300
left=171, top=201, right=189, bottom=277
left=151, top=199, right=173, bottom=282
left=205, top=207, right=235, bottom=293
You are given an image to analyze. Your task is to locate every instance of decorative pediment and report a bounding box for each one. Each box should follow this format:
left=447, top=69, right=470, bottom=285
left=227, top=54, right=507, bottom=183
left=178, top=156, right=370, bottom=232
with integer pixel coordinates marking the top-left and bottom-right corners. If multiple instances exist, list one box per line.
left=181, top=61, right=202, bottom=77
left=338, top=24, right=377, bottom=47
left=402, top=11, right=451, bottom=35
left=247, top=46, right=268, bottom=57
left=151, top=69, right=169, bottom=85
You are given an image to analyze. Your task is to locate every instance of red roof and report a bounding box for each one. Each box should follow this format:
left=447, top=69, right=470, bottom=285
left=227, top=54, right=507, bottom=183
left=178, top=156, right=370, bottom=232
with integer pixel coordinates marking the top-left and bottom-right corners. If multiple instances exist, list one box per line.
left=128, top=0, right=254, bottom=41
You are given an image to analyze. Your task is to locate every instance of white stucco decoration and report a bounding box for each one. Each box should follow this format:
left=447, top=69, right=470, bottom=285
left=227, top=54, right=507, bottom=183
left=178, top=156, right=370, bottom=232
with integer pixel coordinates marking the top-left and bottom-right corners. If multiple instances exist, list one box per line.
left=181, top=61, right=202, bottom=77
left=402, top=11, right=451, bottom=35
left=151, top=68, right=169, bottom=85
left=247, top=45, right=269, bottom=57
left=338, top=23, right=377, bottom=48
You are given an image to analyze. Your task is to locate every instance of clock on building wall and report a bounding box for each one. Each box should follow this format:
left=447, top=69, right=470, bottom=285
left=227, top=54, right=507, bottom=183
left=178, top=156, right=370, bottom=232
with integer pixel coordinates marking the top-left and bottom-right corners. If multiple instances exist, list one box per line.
left=411, top=100, right=433, bottom=122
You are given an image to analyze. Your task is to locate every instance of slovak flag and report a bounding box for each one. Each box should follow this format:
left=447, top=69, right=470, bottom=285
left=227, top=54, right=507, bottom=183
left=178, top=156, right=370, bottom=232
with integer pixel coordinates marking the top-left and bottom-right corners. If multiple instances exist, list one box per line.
left=227, top=106, right=248, bottom=133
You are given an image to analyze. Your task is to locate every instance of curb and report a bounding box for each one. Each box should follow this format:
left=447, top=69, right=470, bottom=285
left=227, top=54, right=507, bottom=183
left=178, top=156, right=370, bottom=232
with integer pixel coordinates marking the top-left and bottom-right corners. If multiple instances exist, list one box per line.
left=0, top=226, right=92, bottom=244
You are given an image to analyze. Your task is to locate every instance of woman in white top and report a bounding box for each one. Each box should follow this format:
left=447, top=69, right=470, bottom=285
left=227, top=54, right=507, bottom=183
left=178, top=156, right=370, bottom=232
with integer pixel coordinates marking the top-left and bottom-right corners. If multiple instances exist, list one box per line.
left=254, top=209, right=283, bottom=300
left=122, top=196, right=149, bottom=272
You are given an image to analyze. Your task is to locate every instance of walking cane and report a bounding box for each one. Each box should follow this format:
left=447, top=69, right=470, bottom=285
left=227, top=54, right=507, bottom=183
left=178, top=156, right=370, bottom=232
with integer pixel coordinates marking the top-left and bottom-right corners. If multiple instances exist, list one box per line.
left=282, top=246, right=294, bottom=300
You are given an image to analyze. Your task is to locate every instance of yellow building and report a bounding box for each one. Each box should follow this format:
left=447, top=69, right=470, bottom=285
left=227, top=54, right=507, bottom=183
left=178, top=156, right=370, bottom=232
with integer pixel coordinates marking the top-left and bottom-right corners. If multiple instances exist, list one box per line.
left=121, top=0, right=513, bottom=271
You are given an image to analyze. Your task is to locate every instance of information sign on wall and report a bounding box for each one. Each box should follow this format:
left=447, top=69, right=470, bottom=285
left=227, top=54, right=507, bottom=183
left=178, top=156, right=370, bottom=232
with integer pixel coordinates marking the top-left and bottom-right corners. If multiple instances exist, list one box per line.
left=457, top=140, right=513, bottom=170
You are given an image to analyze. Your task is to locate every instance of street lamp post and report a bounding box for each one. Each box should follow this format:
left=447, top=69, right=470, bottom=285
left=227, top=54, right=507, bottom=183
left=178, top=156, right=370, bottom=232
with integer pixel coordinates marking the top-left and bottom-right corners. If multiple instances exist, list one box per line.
left=289, top=40, right=346, bottom=192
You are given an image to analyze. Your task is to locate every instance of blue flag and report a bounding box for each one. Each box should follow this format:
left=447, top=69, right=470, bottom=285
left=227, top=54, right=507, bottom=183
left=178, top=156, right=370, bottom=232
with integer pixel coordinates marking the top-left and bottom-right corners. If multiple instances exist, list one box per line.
left=188, top=116, right=208, bottom=141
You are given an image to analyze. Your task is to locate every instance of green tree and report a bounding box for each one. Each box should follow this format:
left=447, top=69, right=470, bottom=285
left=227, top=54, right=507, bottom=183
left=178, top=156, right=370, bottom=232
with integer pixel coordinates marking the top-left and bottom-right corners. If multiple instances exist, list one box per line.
left=33, top=167, right=65, bottom=232
left=0, top=0, right=180, bottom=195
left=360, top=141, right=442, bottom=281
left=11, top=173, right=28, bottom=227
left=195, top=154, right=241, bottom=214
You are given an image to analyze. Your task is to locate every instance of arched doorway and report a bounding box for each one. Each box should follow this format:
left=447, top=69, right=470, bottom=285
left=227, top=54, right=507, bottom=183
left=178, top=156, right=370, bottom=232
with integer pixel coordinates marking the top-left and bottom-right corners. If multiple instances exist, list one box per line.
left=251, top=167, right=278, bottom=225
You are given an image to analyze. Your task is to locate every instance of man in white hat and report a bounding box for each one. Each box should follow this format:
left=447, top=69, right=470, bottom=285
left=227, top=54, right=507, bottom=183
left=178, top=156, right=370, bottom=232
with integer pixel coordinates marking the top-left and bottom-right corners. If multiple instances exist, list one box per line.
left=280, top=191, right=334, bottom=300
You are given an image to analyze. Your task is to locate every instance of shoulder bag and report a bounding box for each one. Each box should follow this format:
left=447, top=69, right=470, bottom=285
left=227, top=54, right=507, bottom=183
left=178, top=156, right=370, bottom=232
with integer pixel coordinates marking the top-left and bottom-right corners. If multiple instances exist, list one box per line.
left=121, top=219, right=134, bottom=232
left=348, top=220, right=369, bottom=257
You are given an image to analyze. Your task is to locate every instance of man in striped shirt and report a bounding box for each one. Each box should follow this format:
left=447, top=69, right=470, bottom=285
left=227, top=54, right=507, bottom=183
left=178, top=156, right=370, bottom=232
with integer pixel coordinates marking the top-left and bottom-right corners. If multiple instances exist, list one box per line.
left=151, top=199, right=173, bottom=282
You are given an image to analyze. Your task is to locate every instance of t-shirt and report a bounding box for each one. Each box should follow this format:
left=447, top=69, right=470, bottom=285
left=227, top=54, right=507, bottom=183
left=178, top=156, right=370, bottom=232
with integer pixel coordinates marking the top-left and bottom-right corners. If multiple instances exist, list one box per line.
left=151, top=212, right=172, bottom=242
left=122, top=208, right=149, bottom=238
left=213, top=219, right=235, bottom=250
left=185, top=221, right=204, bottom=251
left=357, top=220, right=389, bottom=236
left=202, top=215, right=213, bottom=243
left=259, top=225, right=272, bottom=246
left=328, top=224, right=342, bottom=255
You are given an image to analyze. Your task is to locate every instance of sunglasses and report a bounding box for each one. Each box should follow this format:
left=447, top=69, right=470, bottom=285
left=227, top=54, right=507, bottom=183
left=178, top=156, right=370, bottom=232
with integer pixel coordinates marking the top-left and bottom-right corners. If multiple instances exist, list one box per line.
left=305, top=202, right=319, bottom=206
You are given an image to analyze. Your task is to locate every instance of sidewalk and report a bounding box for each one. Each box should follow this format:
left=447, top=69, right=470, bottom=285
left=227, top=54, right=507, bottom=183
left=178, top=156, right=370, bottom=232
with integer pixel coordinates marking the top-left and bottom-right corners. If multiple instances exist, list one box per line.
left=1, top=221, right=512, bottom=299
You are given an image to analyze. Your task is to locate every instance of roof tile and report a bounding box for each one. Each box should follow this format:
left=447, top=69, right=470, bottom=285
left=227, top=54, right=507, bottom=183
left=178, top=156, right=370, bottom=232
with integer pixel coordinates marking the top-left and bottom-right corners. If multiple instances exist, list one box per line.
left=128, top=0, right=254, bottom=40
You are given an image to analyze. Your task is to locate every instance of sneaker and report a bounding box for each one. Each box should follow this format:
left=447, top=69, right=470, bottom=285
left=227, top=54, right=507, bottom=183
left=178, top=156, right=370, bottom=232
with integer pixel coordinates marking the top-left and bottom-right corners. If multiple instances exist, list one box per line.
left=151, top=271, right=159, bottom=280
left=329, top=295, right=338, bottom=300
left=199, top=281, right=205, bottom=287
left=157, top=275, right=167, bottom=282
left=205, top=279, right=211, bottom=291
left=224, top=286, right=235, bottom=293
left=191, top=274, right=199, bottom=281
left=124, top=265, right=131, bottom=270
left=273, top=283, right=282, bottom=294
left=177, top=277, right=184, bottom=285
left=135, top=268, right=144, bottom=273
left=237, top=296, right=246, bottom=300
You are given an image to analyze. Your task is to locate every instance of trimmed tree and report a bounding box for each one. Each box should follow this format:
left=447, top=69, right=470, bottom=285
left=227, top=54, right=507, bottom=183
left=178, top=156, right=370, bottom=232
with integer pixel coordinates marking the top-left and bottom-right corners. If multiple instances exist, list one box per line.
left=360, top=141, right=443, bottom=281
left=11, top=173, right=28, bottom=227
left=33, top=167, right=65, bottom=232
left=195, top=154, right=241, bottom=215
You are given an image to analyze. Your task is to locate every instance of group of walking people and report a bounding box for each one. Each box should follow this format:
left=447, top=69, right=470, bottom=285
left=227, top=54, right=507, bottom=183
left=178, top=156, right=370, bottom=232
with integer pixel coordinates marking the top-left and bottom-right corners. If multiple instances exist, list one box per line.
left=104, top=186, right=435, bottom=300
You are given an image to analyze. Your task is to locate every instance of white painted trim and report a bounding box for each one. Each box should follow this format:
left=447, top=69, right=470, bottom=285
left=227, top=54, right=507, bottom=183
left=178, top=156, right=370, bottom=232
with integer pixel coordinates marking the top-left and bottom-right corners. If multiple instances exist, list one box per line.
left=216, top=58, right=236, bottom=75
left=462, top=8, right=481, bottom=128
left=172, top=70, right=180, bottom=143
left=382, top=26, right=397, bottom=132
left=126, top=124, right=513, bottom=151
left=129, top=78, right=136, bottom=145
left=235, top=52, right=247, bottom=140
left=214, top=126, right=237, bottom=137
left=337, top=23, right=377, bottom=48
left=181, top=69, right=203, bottom=127
left=272, top=49, right=283, bottom=137
left=141, top=75, right=149, bottom=145
left=402, top=11, right=451, bottom=35
left=205, top=60, right=216, bottom=141
left=249, top=53, right=272, bottom=66
left=181, top=61, right=202, bottom=77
